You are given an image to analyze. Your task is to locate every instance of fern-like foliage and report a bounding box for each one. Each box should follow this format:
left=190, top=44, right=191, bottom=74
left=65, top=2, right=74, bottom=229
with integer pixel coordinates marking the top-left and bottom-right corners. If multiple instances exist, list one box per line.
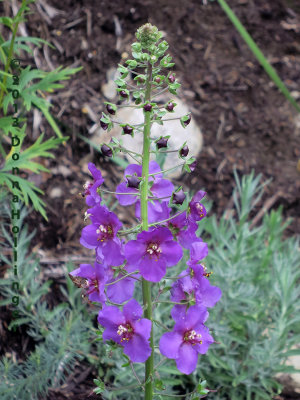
left=0, top=128, right=66, bottom=219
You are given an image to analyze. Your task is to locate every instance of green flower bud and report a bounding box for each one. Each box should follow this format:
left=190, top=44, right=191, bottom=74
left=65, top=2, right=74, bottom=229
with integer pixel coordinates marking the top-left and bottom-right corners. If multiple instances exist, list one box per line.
left=136, top=23, right=162, bottom=49
left=141, top=53, right=150, bottom=62
left=131, top=42, right=142, bottom=52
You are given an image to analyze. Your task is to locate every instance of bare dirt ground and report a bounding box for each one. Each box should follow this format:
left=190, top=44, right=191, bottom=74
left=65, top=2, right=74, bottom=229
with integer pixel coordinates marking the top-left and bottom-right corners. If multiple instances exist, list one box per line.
left=1, top=0, right=300, bottom=398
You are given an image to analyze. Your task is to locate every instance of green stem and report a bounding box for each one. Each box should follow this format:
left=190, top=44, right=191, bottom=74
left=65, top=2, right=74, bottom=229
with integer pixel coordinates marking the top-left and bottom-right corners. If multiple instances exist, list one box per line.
left=141, top=61, right=154, bottom=400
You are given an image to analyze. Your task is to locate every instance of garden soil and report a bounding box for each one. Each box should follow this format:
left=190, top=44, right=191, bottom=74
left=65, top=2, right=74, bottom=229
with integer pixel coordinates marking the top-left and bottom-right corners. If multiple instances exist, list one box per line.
left=1, top=0, right=300, bottom=399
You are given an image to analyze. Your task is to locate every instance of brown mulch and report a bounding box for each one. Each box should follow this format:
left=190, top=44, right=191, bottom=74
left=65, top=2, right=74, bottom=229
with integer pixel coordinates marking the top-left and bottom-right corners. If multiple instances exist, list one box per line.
left=1, top=0, right=300, bottom=399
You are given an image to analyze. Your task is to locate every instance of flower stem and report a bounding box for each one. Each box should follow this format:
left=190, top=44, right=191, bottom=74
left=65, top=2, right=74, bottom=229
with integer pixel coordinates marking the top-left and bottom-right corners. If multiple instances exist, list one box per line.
left=141, top=60, right=154, bottom=400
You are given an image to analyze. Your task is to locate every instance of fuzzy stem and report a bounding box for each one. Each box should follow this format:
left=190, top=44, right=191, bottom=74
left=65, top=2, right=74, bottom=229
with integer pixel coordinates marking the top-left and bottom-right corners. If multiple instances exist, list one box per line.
left=141, top=60, right=154, bottom=400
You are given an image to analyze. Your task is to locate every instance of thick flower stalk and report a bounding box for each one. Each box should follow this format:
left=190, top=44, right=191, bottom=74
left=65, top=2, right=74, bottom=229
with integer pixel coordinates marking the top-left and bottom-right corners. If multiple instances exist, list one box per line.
left=70, top=23, right=221, bottom=399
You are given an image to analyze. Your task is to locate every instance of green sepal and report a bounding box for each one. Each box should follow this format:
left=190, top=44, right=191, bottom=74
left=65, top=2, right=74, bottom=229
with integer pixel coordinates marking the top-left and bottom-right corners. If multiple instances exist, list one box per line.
left=100, top=142, right=115, bottom=156
left=132, top=51, right=142, bottom=61
left=120, top=123, right=135, bottom=137
left=100, top=112, right=110, bottom=124
left=154, top=379, right=166, bottom=391
left=180, top=113, right=191, bottom=128
left=160, top=54, right=173, bottom=68
left=100, top=112, right=113, bottom=131
left=168, top=82, right=181, bottom=95
left=183, top=157, right=196, bottom=173
left=161, top=285, right=172, bottom=294
left=104, top=102, right=117, bottom=113
left=117, top=64, right=129, bottom=78
left=158, top=40, right=169, bottom=52
left=131, top=42, right=142, bottom=52
left=149, top=44, right=157, bottom=54
left=125, top=59, right=138, bottom=68
left=114, top=78, right=127, bottom=88
left=152, top=75, right=165, bottom=85
left=156, top=110, right=167, bottom=119
left=141, top=53, right=150, bottom=62
left=165, top=100, right=177, bottom=112
left=196, top=380, right=209, bottom=395
left=134, top=74, right=146, bottom=85
left=116, top=88, right=130, bottom=98
left=149, top=55, right=158, bottom=64
left=178, top=141, right=188, bottom=159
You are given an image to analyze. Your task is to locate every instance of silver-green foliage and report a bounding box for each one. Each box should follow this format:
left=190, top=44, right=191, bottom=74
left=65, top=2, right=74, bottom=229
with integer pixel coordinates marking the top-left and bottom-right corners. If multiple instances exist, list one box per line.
left=93, top=172, right=300, bottom=399
left=0, top=204, right=93, bottom=400
left=195, top=171, right=300, bottom=399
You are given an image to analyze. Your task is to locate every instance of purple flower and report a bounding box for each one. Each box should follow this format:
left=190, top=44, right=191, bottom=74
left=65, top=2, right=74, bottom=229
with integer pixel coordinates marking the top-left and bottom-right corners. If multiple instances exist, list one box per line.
left=125, top=226, right=183, bottom=282
left=167, top=212, right=201, bottom=250
left=98, top=299, right=151, bottom=363
left=135, top=199, right=171, bottom=224
left=159, top=306, right=214, bottom=374
left=69, top=262, right=107, bottom=304
left=83, top=163, right=104, bottom=207
left=116, top=161, right=174, bottom=207
left=188, top=191, right=207, bottom=222
left=80, top=205, right=123, bottom=265
left=104, top=262, right=138, bottom=304
left=171, top=263, right=222, bottom=319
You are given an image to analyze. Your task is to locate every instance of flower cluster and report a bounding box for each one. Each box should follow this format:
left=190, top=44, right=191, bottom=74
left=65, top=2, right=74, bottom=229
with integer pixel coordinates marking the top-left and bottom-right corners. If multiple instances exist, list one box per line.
left=71, top=24, right=221, bottom=391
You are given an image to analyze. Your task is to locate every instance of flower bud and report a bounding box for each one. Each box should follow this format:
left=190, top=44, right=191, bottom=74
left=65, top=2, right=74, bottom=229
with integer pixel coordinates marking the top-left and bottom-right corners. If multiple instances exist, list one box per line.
left=154, top=76, right=161, bottom=84
left=144, top=103, right=152, bottom=112
left=101, top=144, right=113, bottom=157
left=183, top=114, right=191, bottom=126
left=180, top=145, right=189, bottom=157
left=106, top=104, right=116, bottom=115
left=127, top=175, right=140, bottom=189
left=189, top=160, right=197, bottom=172
left=173, top=189, right=186, bottom=205
left=136, top=75, right=146, bottom=84
left=100, top=116, right=109, bottom=130
left=136, top=23, right=162, bottom=49
left=123, top=125, right=133, bottom=135
left=166, top=102, right=175, bottom=112
left=156, top=136, right=169, bottom=149
left=168, top=74, right=175, bottom=83
left=120, top=90, right=128, bottom=98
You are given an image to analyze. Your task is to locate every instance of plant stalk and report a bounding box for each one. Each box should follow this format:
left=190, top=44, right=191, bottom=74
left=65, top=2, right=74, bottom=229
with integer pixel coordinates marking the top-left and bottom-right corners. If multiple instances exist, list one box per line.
left=141, top=61, right=154, bottom=400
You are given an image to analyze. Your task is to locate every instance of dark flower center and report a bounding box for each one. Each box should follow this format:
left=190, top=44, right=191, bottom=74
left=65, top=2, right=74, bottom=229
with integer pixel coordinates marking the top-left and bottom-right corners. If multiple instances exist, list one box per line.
left=168, top=223, right=180, bottom=239
left=117, top=323, right=134, bottom=342
left=86, top=278, right=99, bottom=295
left=146, top=242, right=162, bottom=260
left=83, top=181, right=93, bottom=195
left=195, top=203, right=204, bottom=218
left=183, top=329, right=202, bottom=346
left=96, top=224, right=113, bottom=242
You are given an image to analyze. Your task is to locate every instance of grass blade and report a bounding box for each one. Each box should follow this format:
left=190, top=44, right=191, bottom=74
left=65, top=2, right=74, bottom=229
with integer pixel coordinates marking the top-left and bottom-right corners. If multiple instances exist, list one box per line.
left=217, top=0, right=300, bottom=113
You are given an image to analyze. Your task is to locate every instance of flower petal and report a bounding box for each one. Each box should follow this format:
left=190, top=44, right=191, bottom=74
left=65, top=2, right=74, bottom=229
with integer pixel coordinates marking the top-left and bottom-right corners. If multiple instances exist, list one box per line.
left=139, top=257, right=166, bottom=282
left=80, top=225, right=98, bottom=248
left=98, top=306, right=124, bottom=329
left=116, top=182, right=138, bottom=206
left=151, top=179, right=174, bottom=199
left=123, top=331, right=151, bottom=362
left=159, top=331, right=182, bottom=359
left=123, top=299, right=143, bottom=321
left=160, top=241, right=183, bottom=267
left=176, top=343, right=199, bottom=375
left=125, top=240, right=146, bottom=264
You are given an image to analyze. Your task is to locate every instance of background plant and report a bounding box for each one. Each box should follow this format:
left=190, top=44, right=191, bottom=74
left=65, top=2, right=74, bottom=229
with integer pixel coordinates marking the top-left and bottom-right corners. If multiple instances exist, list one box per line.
left=1, top=172, right=299, bottom=399
left=0, top=0, right=81, bottom=219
